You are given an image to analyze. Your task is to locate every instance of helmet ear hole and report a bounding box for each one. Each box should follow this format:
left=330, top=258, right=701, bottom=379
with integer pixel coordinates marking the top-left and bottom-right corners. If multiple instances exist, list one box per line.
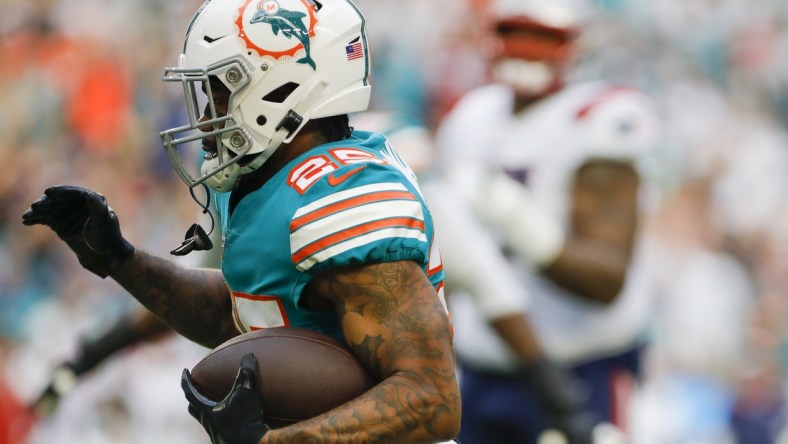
left=262, top=82, right=300, bottom=104
left=256, top=115, right=267, bottom=126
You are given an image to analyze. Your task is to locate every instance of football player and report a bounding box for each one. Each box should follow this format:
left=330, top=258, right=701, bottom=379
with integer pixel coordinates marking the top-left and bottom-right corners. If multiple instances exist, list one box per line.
left=433, top=0, right=661, bottom=442
left=351, top=108, right=602, bottom=444
left=22, top=0, right=460, bottom=443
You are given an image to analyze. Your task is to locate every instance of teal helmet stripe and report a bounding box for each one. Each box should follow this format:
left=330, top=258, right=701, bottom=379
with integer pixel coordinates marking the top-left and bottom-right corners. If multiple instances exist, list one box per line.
left=344, top=0, right=369, bottom=86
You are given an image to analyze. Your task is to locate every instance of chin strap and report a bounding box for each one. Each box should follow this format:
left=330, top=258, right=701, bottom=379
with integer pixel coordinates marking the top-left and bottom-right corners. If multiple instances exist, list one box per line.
left=238, top=124, right=291, bottom=175
left=171, top=184, right=215, bottom=256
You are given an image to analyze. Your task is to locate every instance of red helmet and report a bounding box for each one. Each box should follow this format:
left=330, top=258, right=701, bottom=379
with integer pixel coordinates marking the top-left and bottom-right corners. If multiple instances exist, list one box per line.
left=488, top=0, right=588, bottom=96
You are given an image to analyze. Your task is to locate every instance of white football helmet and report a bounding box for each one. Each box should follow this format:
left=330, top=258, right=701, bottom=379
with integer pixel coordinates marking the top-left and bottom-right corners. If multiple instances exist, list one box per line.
left=161, top=0, right=372, bottom=192
left=488, top=0, right=589, bottom=96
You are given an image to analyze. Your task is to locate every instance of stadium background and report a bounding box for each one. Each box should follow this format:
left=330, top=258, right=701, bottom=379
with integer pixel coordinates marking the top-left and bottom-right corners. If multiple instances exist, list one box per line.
left=0, top=0, right=787, bottom=442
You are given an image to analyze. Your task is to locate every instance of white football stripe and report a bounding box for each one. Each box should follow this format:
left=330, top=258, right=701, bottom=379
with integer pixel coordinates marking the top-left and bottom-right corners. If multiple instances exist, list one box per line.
left=296, top=227, right=428, bottom=272
left=291, top=199, right=424, bottom=252
left=294, top=182, right=409, bottom=217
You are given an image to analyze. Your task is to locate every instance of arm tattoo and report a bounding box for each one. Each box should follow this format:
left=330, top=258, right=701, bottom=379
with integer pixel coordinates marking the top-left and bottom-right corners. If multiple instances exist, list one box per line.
left=263, top=261, right=460, bottom=443
left=111, top=249, right=236, bottom=348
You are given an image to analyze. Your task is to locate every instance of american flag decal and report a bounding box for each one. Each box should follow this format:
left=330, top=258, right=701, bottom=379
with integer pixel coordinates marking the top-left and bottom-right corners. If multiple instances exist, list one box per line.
left=345, top=41, right=363, bottom=61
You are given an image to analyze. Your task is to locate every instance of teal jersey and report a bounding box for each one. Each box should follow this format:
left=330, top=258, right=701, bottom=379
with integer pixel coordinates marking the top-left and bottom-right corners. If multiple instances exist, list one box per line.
left=214, top=131, right=446, bottom=343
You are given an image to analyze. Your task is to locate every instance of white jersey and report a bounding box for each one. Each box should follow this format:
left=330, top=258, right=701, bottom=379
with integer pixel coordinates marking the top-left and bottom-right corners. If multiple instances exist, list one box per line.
left=437, top=81, right=661, bottom=369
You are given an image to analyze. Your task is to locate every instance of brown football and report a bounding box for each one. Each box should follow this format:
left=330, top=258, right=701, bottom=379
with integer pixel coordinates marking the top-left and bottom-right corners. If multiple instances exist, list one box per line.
left=190, top=327, right=376, bottom=425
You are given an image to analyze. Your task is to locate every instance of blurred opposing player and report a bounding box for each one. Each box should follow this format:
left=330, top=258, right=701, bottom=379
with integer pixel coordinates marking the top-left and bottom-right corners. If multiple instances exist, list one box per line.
left=22, top=0, right=460, bottom=442
left=433, top=0, right=661, bottom=442
left=351, top=109, right=601, bottom=444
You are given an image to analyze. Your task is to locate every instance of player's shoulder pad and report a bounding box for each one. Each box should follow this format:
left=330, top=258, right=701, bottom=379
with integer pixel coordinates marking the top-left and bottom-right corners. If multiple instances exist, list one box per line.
left=572, top=83, right=661, bottom=161
left=445, top=84, right=512, bottom=123
left=435, top=84, right=513, bottom=160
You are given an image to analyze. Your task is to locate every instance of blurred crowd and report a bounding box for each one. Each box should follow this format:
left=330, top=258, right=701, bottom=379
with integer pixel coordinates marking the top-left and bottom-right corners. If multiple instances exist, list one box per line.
left=1, top=0, right=787, bottom=443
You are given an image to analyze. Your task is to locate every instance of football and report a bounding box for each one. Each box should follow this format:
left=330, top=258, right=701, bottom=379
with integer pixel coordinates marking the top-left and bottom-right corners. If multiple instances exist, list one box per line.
left=189, top=327, right=376, bottom=425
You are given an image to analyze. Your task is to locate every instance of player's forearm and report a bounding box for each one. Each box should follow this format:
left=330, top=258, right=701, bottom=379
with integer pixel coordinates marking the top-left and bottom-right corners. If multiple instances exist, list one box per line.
left=128, top=308, right=172, bottom=341
left=261, top=320, right=461, bottom=443
left=261, top=372, right=460, bottom=444
left=271, top=261, right=461, bottom=443
left=110, top=249, right=236, bottom=347
left=543, top=239, right=630, bottom=303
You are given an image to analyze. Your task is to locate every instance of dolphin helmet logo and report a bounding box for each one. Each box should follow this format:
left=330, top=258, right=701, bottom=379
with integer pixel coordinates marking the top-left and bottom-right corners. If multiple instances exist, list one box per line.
left=235, top=0, right=318, bottom=70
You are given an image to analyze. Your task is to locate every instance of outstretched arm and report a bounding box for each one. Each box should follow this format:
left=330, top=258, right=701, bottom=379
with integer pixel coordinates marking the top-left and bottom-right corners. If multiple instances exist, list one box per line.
left=110, top=249, right=236, bottom=348
left=22, top=186, right=237, bottom=348
left=263, top=260, right=461, bottom=444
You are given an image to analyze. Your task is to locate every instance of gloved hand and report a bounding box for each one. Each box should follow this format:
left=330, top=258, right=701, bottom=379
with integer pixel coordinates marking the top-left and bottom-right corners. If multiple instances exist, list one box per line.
left=519, top=358, right=597, bottom=444
left=182, top=353, right=270, bottom=444
left=22, top=186, right=135, bottom=278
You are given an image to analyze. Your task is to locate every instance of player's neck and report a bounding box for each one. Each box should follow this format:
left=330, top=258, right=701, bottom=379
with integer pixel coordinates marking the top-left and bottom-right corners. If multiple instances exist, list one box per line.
left=228, top=127, right=331, bottom=214
left=512, top=82, right=564, bottom=114
left=512, top=94, right=546, bottom=114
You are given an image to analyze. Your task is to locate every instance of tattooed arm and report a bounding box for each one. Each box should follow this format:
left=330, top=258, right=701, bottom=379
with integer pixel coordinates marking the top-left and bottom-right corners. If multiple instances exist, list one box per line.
left=110, top=249, right=237, bottom=348
left=261, top=260, right=461, bottom=444
left=21, top=186, right=236, bottom=348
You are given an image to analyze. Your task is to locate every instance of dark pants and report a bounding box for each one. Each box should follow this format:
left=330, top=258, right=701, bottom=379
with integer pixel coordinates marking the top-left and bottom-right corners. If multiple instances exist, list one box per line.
left=458, top=346, right=642, bottom=444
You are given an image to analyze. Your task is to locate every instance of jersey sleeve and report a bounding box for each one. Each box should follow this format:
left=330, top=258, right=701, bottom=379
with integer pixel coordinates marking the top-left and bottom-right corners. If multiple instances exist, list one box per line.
left=289, top=162, right=430, bottom=275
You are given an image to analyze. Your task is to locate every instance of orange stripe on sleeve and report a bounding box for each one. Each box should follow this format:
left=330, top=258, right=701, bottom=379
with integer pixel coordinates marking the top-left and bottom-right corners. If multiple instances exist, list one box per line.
left=291, top=190, right=416, bottom=231
left=291, top=217, right=426, bottom=264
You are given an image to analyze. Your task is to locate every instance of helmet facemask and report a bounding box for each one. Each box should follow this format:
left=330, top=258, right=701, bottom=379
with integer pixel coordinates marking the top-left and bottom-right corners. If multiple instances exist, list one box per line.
left=161, top=57, right=258, bottom=192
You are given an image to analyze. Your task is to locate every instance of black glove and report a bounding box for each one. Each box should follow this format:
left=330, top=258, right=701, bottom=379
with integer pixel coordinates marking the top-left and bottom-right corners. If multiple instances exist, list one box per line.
left=519, top=358, right=597, bottom=444
left=22, top=186, right=135, bottom=278
left=182, top=353, right=270, bottom=444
